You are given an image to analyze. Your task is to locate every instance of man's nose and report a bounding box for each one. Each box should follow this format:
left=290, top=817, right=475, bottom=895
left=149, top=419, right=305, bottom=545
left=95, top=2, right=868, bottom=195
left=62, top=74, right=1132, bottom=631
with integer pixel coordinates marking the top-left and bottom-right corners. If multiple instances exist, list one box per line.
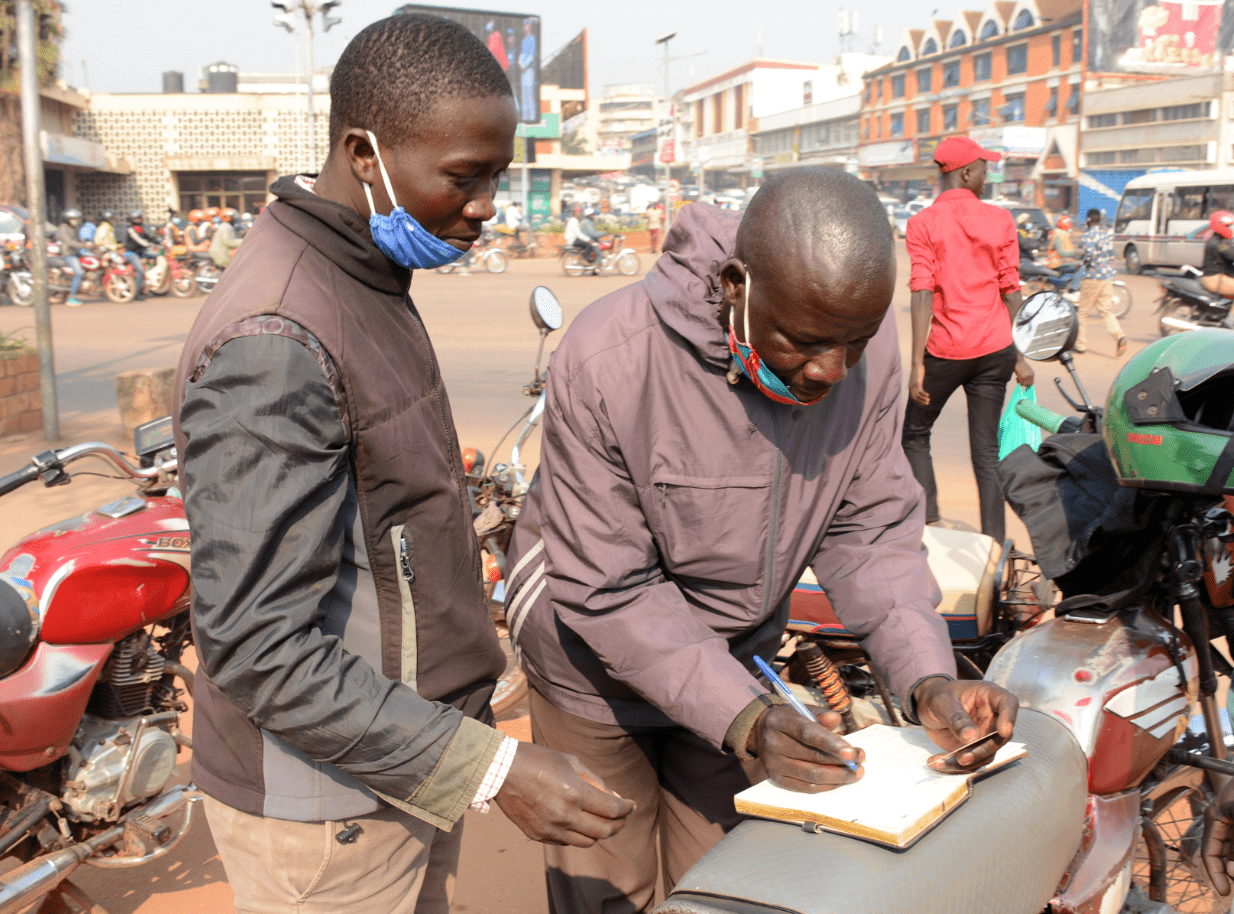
left=803, top=348, right=848, bottom=386
left=465, top=191, right=497, bottom=223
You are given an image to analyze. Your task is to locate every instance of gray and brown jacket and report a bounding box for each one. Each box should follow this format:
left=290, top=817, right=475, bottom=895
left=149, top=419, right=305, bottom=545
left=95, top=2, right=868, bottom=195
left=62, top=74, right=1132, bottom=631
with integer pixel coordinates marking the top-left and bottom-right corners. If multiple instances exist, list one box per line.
left=504, top=203, right=954, bottom=751
left=174, top=176, right=505, bottom=828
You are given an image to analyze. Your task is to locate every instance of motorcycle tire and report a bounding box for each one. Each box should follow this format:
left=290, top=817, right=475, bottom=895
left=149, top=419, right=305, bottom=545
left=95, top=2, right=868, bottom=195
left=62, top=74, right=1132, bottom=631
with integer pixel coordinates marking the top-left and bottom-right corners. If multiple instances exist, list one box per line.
left=490, top=615, right=528, bottom=720
left=616, top=251, right=641, bottom=276
left=1110, top=283, right=1132, bottom=320
left=484, top=250, right=508, bottom=274
left=48, top=288, right=67, bottom=305
left=148, top=268, right=172, bottom=297
left=6, top=276, right=32, bottom=307
left=194, top=263, right=220, bottom=296
left=171, top=272, right=196, bottom=298
left=103, top=273, right=137, bottom=303
left=561, top=251, right=590, bottom=276
left=436, top=263, right=458, bottom=274
left=1133, top=771, right=1224, bottom=913
left=1159, top=301, right=1195, bottom=336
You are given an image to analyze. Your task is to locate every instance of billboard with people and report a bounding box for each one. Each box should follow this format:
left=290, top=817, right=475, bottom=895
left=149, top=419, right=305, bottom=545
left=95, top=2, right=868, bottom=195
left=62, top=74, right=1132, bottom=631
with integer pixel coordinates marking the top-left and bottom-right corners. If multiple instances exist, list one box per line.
left=1088, top=0, right=1234, bottom=72
left=394, top=4, right=541, bottom=122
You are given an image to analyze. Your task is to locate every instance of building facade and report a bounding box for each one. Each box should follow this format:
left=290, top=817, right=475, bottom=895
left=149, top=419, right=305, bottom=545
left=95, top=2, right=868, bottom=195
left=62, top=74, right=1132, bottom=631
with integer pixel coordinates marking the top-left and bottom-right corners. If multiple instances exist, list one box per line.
left=752, top=95, right=861, bottom=176
left=595, top=83, right=662, bottom=153
left=859, top=0, right=1083, bottom=209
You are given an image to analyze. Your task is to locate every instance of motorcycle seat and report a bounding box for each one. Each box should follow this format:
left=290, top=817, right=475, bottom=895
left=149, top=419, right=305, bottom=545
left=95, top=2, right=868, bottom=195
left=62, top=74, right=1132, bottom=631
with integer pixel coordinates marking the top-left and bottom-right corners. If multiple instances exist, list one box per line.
left=1019, top=261, right=1058, bottom=279
left=654, top=709, right=1086, bottom=914
left=191, top=251, right=213, bottom=262
left=1170, top=275, right=1228, bottom=302
left=790, top=527, right=1000, bottom=640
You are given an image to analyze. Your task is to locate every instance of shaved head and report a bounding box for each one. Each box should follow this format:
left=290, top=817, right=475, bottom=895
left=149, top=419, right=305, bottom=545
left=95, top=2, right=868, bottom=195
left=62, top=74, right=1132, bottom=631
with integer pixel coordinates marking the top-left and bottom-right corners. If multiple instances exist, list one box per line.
left=736, top=168, right=896, bottom=287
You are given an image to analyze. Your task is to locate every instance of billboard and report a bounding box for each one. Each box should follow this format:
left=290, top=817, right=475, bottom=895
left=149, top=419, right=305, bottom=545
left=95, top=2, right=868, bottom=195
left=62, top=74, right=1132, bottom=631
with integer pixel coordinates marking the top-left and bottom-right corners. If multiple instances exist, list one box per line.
left=395, top=4, right=541, bottom=123
left=1088, top=0, right=1234, bottom=73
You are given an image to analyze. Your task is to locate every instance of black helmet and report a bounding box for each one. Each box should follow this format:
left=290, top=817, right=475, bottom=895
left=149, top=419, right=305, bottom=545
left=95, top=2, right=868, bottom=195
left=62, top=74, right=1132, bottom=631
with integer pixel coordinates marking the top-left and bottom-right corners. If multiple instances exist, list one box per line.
left=62, top=208, right=82, bottom=225
left=100, top=210, right=115, bottom=223
left=128, top=210, right=143, bottom=224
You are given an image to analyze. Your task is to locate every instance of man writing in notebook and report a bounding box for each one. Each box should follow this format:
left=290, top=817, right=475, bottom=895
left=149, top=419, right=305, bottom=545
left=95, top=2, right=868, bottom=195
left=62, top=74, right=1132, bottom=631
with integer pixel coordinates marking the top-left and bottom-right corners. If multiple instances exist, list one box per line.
left=503, top=167, right=1018, bottom=914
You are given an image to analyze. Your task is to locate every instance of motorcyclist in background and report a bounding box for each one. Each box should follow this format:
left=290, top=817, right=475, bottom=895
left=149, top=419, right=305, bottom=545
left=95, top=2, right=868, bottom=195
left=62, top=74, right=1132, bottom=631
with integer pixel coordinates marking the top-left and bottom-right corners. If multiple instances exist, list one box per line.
left=124, top=211, right=157, bottom=300
left=93, top=211, right=118, bottom=254
left=209, top=208, right=243, bottom=270
left=578, top=208, right=608, bottom=265
left=236, top=212, right=255, bottom=237
left=1015, top=212, right=1042, bottom=268
left=184, top=210, right=211, bottom=252
left=56, top=208, right=89, bottom=306
left=1200, top=210, right=1234, bottom=300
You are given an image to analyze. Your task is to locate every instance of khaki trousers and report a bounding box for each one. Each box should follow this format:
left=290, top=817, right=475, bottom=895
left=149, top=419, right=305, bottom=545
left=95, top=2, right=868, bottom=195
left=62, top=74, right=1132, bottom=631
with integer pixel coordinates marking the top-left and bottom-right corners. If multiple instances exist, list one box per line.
left=204, top=796, right=462, bottom=914
left=530, top=687, right=763, bottom=914
left=1076, top=279, right=1123, bottom=350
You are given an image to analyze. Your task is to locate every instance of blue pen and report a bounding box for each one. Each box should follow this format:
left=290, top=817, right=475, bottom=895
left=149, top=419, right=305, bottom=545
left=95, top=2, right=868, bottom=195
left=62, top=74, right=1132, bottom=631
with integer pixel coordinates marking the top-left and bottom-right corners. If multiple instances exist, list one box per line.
left=753, top=655, right=859, bottom=772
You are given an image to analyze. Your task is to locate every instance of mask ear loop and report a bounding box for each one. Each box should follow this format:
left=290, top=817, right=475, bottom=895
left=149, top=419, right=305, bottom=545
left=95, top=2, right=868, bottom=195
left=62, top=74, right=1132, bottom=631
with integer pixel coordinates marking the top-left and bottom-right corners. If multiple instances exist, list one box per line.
left=742, top=270, right=753, bottom=347
left=364, top=130, right=400, bottom=214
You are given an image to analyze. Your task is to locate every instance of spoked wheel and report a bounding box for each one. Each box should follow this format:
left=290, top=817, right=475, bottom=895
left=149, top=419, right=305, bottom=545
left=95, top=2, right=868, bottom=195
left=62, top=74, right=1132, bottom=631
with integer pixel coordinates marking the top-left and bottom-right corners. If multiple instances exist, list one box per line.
left=616, top=251, right=641, bottom=276
left=171, top=271, right=196, bottom=298
left=560, top=250, right=590, bottom=276
left=484, top=250, right=508, bottom=274
left=194, top=263, right=220, bottom=296
left=1134, top=772, right=1225, bottom=913
left=490, top=612, right=528, bottom=720
left=103, top=272, right=137, bottom=303
left=1160, top=302, right=1195, bottom=336
left=1111, top=282, right=1133, bottom=319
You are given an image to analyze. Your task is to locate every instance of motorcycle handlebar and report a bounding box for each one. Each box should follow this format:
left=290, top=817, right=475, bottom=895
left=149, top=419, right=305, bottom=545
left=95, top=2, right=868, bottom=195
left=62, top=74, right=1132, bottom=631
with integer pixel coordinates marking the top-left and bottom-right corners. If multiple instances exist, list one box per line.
left=0, top=463, right=40, bottom=497
left=1015, top=399, right=1067, bottom=434
left=0, top=442, right=170, bottom=497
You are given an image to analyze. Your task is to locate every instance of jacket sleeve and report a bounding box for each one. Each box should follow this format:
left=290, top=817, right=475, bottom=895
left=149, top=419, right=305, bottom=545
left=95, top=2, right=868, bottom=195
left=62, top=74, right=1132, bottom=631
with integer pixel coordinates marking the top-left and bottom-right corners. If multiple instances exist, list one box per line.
left=180, top=334, right=499, bottom=828
left=808, top=340, right=954, bottom=708
left=534, top=364, right=768, bottom=751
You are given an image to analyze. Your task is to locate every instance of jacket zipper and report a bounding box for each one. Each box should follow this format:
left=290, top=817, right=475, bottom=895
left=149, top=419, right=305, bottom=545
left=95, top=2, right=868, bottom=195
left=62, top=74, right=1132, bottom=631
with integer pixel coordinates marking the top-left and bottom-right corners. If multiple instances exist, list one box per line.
left=399, top=531, right=415, bottom=582
left=761, top=411, right=784, bottom=619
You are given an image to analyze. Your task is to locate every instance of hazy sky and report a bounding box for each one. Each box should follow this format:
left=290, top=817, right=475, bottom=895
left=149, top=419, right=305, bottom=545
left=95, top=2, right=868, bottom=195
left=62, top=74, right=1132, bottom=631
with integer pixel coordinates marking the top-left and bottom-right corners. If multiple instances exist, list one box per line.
left=60, top=0, right=908, bottom=99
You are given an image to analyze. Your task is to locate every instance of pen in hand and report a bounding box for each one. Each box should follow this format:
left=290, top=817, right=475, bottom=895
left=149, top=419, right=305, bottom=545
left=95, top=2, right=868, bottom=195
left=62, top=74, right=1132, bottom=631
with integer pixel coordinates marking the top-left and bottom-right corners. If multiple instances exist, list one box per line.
left=753, top=655, right=859, bottom=773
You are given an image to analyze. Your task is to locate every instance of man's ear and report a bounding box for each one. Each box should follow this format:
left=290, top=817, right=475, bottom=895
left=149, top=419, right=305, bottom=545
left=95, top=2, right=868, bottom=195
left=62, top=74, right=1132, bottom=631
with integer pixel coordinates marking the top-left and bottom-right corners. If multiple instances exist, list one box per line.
left=342, top=129, right=381, bottom=191
left=719, top=258, right=747, bottom=307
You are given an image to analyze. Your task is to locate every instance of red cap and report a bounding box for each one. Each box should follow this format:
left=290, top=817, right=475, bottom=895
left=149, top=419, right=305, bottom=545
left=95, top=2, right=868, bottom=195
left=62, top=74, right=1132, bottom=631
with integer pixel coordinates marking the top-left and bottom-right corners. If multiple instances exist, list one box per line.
left=934, top=136, right=1002, bottom=173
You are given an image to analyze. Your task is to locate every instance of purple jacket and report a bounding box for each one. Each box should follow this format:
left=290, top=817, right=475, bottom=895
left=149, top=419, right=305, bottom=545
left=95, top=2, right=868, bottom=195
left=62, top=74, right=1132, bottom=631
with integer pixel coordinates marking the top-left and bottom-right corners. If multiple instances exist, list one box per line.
left=504, top=203, right=953, bottom=750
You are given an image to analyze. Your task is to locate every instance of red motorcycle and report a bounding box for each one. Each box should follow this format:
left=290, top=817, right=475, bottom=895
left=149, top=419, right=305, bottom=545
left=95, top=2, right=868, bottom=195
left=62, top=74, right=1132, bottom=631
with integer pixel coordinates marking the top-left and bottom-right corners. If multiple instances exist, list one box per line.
left=5, top=249, right=136, bottom=306
left=0, top=418, right=199, bottom=913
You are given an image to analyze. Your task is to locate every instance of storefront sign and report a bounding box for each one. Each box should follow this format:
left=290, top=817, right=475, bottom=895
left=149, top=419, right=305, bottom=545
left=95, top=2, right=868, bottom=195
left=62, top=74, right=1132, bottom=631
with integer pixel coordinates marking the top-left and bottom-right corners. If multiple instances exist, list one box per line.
left=917, top=138, right=940, bottom=164
left=858, top=140, right=915, bottom=168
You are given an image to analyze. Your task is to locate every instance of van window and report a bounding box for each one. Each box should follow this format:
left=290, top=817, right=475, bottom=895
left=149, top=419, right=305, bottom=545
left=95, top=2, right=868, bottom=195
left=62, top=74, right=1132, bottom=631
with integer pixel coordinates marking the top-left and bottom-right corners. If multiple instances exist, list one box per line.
left=1204, top=185, right=1234, bottom=217
left=1171, top=186, right=1205, bottom=220
left=1114, top=189, right=1153, bottom=232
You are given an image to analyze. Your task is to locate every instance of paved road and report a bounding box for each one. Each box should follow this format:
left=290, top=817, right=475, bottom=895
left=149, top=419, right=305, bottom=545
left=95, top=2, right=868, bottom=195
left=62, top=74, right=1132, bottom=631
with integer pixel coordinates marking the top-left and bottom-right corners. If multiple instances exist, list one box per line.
left=0, top=252, right=1169, bottom=912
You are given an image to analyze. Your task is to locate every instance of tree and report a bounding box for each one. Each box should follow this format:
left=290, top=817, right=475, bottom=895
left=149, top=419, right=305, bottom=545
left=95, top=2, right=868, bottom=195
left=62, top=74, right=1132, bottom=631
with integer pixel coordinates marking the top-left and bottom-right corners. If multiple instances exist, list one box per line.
left=0, top=0, right=64, bottom=207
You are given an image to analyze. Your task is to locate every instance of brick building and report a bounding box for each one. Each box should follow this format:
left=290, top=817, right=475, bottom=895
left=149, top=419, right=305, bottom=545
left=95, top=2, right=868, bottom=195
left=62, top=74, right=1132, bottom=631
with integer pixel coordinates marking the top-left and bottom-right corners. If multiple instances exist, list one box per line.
left=858, top=0, right=1083, bottom=211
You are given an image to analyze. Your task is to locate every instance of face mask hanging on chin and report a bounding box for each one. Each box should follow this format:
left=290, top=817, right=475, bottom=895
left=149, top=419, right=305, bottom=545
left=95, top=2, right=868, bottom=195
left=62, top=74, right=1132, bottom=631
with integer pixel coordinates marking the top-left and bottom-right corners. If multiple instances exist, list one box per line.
left=726, top=270, right=827, bottom=406
left=362, top=130, right=466, bottom=271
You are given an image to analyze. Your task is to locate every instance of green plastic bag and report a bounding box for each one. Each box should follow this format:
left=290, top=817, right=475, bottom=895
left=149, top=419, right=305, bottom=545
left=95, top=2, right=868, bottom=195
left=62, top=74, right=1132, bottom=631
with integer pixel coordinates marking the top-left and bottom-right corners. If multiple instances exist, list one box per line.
left=998, top=385, right=1042, bottom=460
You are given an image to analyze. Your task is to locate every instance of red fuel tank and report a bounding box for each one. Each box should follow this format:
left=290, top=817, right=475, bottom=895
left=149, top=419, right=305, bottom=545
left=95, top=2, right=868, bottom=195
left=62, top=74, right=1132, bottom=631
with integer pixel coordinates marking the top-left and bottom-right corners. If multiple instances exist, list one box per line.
left=0, top=496, right=190, bottom=645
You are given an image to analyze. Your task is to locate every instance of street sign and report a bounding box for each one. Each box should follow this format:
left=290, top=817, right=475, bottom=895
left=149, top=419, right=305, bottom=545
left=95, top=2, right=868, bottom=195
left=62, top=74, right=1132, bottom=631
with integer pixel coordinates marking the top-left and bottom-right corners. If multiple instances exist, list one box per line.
left=668, top=178, right=681, bottom=193
left=751, top=156, right=764, bottom=179
left=659, top=139, right=676, bottom=164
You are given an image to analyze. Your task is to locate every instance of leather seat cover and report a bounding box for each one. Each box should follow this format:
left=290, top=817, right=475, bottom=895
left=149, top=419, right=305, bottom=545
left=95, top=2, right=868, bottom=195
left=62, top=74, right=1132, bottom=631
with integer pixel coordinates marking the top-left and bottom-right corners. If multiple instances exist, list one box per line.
left=654, top=709, right=1087, bottom=914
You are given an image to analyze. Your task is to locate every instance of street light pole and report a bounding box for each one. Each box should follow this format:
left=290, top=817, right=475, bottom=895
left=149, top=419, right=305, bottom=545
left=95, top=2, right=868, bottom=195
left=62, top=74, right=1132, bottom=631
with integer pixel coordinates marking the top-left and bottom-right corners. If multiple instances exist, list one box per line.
left=656, top=31, right=676, bottom=231
left=274, top=1, right=341, bottom=174
left=304, top=20, right=316, bottom=171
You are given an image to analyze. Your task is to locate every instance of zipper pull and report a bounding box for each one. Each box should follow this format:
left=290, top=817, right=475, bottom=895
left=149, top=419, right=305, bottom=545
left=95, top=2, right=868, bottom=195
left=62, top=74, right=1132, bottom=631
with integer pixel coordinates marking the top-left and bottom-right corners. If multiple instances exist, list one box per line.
left=399, top=532, right=415, bottom=582
left=658, top=483, right=667, bottom=508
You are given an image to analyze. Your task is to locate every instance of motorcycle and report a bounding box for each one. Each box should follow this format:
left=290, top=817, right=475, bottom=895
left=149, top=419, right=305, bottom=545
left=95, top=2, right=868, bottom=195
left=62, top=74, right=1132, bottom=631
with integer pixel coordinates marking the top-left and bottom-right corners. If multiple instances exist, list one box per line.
left=436, top=228, right=508, bottom=275
left=654, top=297, right=1234, bottom=914
left=0, top=417, right=199, bottom=914
left=1020, top=260, right=1133, bottom=320
left=5, top=249, right=136, bottom=306
left=463, top=286, right=562, bottom=717
left=164, top=246, right=197, bottom=299
left=496, top=223, right=538, bottom=259
left=560, top=233, right=641, bottom=277
left=191, top=253, right=220, bottom=296
left=1154, top=266, right=1234, bottom=335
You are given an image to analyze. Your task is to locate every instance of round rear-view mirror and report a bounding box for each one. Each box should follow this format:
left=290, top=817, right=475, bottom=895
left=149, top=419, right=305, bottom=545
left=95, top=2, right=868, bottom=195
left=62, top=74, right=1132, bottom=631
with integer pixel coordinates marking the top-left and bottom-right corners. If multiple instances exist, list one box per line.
left=1012, top=291, right=1078, bottom=362
left=530, top=286, right=563, bottom=332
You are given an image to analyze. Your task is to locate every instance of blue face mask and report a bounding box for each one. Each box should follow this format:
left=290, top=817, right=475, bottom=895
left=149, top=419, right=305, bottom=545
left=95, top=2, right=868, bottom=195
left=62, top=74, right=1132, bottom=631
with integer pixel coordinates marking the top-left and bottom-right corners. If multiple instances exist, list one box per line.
left=363, top=131, right=465, bottom=271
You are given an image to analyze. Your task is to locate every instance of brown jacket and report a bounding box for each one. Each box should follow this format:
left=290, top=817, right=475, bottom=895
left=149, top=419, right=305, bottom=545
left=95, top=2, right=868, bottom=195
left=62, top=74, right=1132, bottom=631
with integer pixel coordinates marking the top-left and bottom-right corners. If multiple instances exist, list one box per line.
left=504, top=203, right=953, bottom=749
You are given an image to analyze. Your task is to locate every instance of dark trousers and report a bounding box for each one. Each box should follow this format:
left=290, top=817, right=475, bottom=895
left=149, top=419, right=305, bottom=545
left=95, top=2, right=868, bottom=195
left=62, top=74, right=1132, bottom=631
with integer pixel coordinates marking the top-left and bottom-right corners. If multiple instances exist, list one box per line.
left=901, top=345, right=1017, bottom=542
left=530, top=687, right=761, bottom=914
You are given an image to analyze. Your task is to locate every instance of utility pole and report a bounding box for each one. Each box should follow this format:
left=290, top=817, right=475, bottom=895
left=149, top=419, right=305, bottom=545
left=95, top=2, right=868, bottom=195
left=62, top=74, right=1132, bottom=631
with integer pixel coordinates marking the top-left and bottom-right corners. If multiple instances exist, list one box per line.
left=18, top=0, right=59, bottom=441
left=656, top=31, right=676, bottom=231
left=274, top=1, right=341, bottom=173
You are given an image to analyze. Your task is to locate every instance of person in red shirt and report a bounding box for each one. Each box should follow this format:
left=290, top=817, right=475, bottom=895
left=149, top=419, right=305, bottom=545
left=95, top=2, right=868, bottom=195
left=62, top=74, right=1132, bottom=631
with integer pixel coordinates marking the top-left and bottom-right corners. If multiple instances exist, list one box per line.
left=902, top=136, right=1034, bottom=543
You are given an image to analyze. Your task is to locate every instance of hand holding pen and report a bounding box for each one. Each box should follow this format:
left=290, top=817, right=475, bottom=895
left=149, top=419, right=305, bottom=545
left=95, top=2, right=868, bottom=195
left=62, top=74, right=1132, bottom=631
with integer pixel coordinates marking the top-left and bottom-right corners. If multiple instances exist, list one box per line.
left=748, top=655, right=864, bottom=793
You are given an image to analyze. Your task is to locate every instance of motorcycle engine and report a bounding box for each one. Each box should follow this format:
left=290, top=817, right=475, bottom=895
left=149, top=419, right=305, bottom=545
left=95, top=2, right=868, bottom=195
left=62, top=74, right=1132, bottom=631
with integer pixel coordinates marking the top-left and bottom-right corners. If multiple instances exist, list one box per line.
left=62, top=632, right=179, bottom=822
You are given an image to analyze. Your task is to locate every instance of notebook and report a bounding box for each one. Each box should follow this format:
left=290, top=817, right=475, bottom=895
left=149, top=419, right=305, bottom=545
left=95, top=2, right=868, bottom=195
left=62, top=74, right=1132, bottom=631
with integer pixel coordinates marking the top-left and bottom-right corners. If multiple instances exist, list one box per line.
left=734, top=724, right=1027, bottom=848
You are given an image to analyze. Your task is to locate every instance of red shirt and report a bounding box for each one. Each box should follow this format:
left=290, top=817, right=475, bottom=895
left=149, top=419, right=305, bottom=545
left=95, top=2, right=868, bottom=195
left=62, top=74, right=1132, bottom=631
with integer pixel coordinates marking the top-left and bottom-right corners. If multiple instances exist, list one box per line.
left=906, top=188, right=1019, bottom=360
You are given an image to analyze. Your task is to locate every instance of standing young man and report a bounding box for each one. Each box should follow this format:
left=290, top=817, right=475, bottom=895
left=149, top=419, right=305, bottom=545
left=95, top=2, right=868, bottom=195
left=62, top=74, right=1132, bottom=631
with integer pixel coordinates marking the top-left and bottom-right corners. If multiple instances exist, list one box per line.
left=174, top=15, right=631, bottom=914
left=647, top=203, right=662, bottom=253
left=902, top=136, right=1034, bottom=544
left=1076, top=207, right=1126, bottom=356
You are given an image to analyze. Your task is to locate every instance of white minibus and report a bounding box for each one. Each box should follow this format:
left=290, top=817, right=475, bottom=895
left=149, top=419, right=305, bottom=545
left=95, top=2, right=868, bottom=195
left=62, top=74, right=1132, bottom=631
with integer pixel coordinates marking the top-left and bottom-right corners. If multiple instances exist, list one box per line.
left=1114, top=168, right=1234, bottom=273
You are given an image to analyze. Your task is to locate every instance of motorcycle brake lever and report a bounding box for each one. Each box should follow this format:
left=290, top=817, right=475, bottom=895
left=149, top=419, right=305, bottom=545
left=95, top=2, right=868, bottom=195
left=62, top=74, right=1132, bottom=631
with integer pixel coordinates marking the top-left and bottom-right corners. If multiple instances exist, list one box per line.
left=1053, top=377, right=1084, bottom=412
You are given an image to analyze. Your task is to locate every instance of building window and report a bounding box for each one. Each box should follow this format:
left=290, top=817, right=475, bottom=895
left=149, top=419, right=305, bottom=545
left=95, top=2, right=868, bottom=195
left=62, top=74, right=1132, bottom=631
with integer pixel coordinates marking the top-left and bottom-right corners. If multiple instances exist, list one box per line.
left=734, top=84, right=744, bottom=129
left=979, top=19, right=1000, bottom=40
left=1126, top=108, right=1155, bottom=124
left=943, top=60, right=961, bottom=87
left=1087, top=150, right=1117, bottom=165
left=898, top=46, right=912, bottom=62
left=1006, top=43, right=1028, bottom=74
left=917, top=108, right=931, bottom=133
left=1052, top=33, right=1061, bottom=66
left=1072, top=29, right=1083, bottom=65
left=1046, top=85, right=1059, bottom=116
left=1002, top=92, right=1026, bottom=123
left=917, top=67, right=933, bottom=92
left=1161, top=101, right=1209, bottom=120
left=892, top=74, right=905, bottom=98
left=974, top=52, right=992, bottom=81
left=1067, top=82, right=1080, bottom=113
left=891, top=112, right=904, bottom=136
left=972, top=98, right=990, bottom=126
left=950, top=29, right=967, bottom=48
left=177, top=172, right=269, bottom=215
left=943, top=104, right=958, bottom=131
left=1013, top=9, right=1034, bottom=29
left=1088, top=112, right=1118, bottom=128
left=922, top=38, right=938, bottom=55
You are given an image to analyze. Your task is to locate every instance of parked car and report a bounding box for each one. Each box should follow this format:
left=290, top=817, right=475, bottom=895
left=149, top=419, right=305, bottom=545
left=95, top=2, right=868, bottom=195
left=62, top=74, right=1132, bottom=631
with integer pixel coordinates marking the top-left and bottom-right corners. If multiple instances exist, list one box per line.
left=0, top=208, right=25, bottom=249
left=990, top=200, right=1052, bottom=238
left=892, top=207, right=911, bottom=238
left=906, top=198, right=935, bottom=216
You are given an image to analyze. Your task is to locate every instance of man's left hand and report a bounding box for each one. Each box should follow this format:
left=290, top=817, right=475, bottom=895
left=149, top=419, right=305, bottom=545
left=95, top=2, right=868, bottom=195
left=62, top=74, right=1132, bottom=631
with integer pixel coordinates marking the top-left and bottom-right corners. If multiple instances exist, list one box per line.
left=1014, top=355, right=1035, bottom=389
left=913, top=677, right=1018, bottom=773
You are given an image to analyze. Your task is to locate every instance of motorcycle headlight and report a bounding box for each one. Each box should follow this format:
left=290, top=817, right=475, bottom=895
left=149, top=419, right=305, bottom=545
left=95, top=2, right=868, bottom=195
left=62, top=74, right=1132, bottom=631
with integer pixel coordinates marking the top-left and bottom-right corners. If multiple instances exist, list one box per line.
left=0, top=578, right=35, bottom=680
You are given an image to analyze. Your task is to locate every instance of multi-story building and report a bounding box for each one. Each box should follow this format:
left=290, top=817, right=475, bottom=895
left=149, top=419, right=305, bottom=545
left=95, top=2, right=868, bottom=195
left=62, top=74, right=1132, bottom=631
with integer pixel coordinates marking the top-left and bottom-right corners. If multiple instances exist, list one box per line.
left=596, top=83, right=662, bottom=153
left=858, top=0, right=1083, bottom=210
left=752, top=95, right=861, bottom=176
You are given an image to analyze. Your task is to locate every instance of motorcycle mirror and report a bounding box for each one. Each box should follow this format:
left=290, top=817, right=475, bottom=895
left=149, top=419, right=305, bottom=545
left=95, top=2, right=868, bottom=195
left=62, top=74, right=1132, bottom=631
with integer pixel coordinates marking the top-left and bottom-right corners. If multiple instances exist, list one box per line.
left=529, top=286, right=563, bottom=333
left=1012, top=291, right=1078, bottom=362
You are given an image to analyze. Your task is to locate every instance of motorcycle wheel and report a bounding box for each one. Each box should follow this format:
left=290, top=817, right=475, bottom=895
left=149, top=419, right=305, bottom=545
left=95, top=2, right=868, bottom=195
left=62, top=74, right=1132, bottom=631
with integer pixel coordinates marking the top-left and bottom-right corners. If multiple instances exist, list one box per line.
left=48, top=288, right=67, bottom=305
left=484, top=250, right=508, bottom=274
left=616, top=251, right=641, bottom=276
left=1134, top=772, right=1224, bottom=913
left=490, top=612, right=527, bottom=720
left=194, top=263, right=220, bottom=296
left=6, top=276, right=32, bottom=307
left=1110, top=283, right=1133, bottom=320
left=171, top=271, right=196, bottom=298
left=148, top=267, right=172, bottom=297
left=1159, top=302, right=1194, bottom=336
left=436, top=263, right=457, bottom=274
left=561, top=251, right=589, bottom=276
left=104, top=273, right=137, bottom=303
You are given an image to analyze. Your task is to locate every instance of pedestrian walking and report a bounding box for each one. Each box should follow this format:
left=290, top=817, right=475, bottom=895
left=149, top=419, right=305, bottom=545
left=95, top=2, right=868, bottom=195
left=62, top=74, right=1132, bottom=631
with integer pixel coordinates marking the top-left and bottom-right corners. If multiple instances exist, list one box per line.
left=647, top=204, right=662, bottom=253
left=1075, top=207, right=1126, bottom=356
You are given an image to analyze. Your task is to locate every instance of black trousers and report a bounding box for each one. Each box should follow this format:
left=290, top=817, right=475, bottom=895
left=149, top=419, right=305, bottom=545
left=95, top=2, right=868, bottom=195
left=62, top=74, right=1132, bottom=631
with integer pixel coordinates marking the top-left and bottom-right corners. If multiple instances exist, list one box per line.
left=901, top=345, right=1017, bottom=543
